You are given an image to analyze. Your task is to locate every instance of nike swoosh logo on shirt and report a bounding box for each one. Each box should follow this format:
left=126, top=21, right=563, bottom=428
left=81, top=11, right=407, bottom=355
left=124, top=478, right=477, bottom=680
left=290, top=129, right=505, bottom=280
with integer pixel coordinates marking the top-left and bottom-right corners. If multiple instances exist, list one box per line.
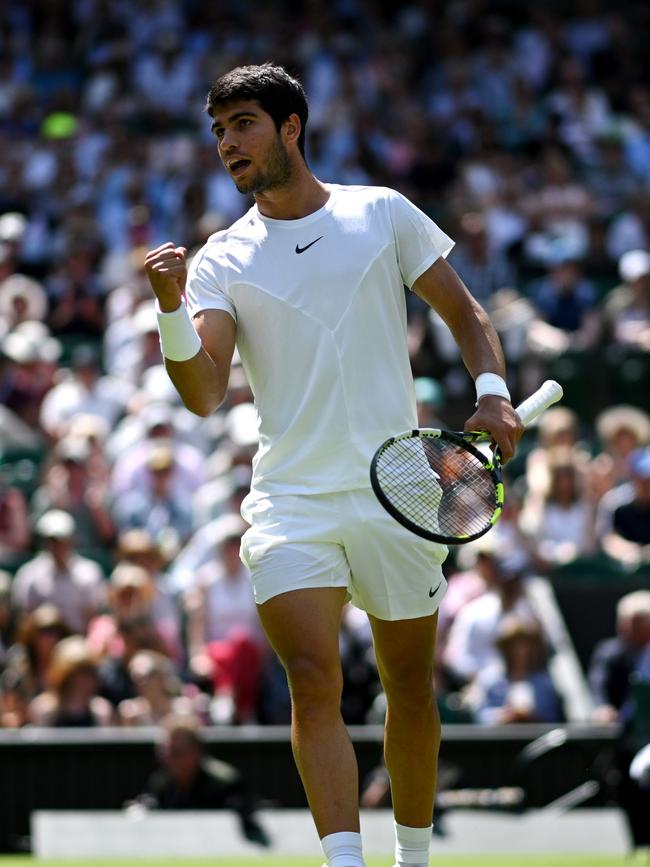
left=295, top=236, right=323, bottom=254
left=429, top=579, right=444, bottom=598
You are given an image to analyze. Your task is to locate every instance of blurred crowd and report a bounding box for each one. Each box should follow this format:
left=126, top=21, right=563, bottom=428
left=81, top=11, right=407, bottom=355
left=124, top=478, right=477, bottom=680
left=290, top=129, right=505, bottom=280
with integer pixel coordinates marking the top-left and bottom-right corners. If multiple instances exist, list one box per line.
left=0, top=0, right=649, bottom=735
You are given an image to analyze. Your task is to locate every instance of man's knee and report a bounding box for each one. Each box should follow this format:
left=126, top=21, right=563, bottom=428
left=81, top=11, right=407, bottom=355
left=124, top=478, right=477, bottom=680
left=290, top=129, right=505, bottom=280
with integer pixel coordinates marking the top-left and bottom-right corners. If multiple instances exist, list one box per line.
left=284, top=654, right=343, bottom=720
left=379, top=658, right=436, bottom=709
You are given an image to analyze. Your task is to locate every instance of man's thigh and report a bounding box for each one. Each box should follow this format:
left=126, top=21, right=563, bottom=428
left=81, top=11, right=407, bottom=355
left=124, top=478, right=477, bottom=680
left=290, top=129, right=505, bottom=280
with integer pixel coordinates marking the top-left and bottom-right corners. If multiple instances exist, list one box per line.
left=240, top=493, right=352, bottom=605
left=342, top=489, right=448, bottom=621
left=257, top=586, right=349, bottom=676
left=369, top=610, right=439, bottom=686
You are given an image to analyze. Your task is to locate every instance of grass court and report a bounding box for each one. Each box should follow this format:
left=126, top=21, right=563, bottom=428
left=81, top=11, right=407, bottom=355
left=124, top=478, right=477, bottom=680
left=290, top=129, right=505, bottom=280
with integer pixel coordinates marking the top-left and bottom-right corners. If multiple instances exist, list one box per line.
left=0, top=856, right=637, bottom=866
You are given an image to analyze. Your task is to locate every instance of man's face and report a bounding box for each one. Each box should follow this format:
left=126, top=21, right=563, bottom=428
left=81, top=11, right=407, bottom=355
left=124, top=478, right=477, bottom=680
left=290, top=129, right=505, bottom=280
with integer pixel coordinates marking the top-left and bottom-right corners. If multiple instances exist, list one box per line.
left=211, top=99, right=292, bottom=195
left=629, top=613, right=650, bottom=648
left=160, top=732, right=202, bottom=783
left=552, top=262, right=579, bottom=292
left=48, top=537, right=73, bottom=565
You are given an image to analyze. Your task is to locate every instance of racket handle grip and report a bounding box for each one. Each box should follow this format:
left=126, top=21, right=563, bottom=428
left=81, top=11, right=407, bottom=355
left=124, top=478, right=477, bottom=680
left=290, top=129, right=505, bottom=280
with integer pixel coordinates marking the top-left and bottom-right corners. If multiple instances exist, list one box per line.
left=515, top=380, right=563, bottom=427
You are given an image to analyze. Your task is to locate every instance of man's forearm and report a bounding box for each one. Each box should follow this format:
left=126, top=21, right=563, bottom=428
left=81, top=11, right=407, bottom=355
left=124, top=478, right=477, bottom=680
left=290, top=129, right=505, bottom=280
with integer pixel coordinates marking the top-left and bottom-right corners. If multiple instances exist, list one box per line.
left=450, top=296, right=507, bottom=382
left=164, top=348, right=229, bottom=417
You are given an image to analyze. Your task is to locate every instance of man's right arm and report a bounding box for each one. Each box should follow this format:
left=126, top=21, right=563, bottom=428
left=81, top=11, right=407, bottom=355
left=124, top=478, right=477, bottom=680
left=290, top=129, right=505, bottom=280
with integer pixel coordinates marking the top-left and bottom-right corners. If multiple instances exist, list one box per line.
left=164, top=309, right=236, bottom=417
left=145, top=243, right=236, bottom=417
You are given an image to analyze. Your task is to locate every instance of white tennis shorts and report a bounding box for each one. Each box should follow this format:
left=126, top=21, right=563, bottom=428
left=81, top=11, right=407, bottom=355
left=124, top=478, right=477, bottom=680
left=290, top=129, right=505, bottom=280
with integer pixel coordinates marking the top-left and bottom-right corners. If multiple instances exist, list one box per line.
left=240, top=488, right=448, bottom=621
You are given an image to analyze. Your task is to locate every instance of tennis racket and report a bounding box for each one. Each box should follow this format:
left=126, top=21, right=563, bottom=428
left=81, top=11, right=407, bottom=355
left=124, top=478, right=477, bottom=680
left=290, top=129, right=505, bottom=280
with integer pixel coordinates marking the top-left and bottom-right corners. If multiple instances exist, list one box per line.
left=369, top=379, right=563, bottom=545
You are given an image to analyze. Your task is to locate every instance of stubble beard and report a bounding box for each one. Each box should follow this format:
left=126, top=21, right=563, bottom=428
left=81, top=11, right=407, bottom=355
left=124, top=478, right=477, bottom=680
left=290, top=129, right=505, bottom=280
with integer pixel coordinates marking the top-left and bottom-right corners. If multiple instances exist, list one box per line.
left=233, top=134, right=293, bottom=195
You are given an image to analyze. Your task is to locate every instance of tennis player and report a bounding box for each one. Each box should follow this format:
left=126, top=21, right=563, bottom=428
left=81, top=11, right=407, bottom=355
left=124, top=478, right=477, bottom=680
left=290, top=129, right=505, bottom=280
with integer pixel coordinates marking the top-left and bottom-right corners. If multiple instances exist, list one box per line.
left=146, top=64, right=523, bottom=867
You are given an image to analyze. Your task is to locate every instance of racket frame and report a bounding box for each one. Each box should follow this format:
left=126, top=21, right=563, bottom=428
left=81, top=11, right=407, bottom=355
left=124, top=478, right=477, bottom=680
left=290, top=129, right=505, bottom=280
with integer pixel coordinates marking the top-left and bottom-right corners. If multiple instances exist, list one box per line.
left=369, top=427, right=505, bottom=545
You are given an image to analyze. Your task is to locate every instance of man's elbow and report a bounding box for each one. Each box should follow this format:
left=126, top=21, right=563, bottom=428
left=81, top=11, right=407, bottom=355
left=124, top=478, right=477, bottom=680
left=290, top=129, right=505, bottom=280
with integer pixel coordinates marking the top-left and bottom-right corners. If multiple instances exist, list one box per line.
left=187, top=403, right=214, bottom=418
left=183, top=389, right=226, bottom=417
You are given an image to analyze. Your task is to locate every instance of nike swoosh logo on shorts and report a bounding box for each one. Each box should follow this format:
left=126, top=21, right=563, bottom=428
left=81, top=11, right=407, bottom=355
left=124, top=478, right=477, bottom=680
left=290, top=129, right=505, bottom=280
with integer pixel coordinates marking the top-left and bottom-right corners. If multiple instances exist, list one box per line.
left=295, top=236, right=323, bottom=254
left=429, top=579, right=443, bottom=598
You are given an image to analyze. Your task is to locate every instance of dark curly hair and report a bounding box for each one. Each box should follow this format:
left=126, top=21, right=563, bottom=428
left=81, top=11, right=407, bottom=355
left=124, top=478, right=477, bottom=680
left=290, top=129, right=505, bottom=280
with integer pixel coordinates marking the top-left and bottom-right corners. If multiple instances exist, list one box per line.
left=205, top=63, right=309, bottom=157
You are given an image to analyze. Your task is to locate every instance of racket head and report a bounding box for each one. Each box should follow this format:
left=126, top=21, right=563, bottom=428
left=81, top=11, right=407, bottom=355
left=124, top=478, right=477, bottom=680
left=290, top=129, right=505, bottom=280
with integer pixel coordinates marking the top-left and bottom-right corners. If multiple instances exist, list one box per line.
left=370, top=428, right=504, bottom=545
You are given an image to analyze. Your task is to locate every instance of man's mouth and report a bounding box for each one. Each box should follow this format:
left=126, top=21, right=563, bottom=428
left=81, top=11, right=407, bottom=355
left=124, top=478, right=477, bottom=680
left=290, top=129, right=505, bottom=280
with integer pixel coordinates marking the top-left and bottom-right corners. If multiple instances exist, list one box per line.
left=227, top=158, right=251, bottom=177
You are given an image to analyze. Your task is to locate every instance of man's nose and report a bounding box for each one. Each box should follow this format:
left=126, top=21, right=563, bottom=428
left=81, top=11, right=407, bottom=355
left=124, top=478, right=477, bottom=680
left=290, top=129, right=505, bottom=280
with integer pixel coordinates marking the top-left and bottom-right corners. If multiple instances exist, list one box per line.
left=220, top=130, right=239, bottom=153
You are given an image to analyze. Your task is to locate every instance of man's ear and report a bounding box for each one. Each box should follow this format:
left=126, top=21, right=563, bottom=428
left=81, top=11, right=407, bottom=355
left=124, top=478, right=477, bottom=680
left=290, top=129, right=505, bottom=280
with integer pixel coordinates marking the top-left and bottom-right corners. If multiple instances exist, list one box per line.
left=282, top=113, right=302, bottom=148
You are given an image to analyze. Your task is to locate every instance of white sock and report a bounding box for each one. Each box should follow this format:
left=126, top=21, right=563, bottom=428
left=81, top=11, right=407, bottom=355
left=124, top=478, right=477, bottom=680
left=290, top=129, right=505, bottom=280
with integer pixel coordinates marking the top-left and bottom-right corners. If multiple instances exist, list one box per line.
left=394, top=821, right=432, bottom=867
left=321, top=830, right=365, bottom=866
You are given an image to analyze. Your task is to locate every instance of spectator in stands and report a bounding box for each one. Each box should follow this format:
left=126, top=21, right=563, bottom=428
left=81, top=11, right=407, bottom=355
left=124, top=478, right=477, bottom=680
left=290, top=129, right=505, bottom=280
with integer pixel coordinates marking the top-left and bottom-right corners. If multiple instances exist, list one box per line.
left=118, top=650, right=201, bottom=726
left=0, top=468, right=30, bottom=563
left=447, top=212, right=516, bottom=306
left=545, top=58, right=612, bottom=163
left=45, top=241, right=105, bottom=338
left=604, top=249, right=650, bottom=352
left=11, top=510, right=105, bottom=634
left=524, top=406, right=588, bottom=497
left=0, top=274, right=47, bottom=331
left=586, top=131, right=640, bottom=218
left=467, top=614, right=563, bottom=724
left=111, top=443, right=193, bottom=545
left=529, top=254, right=601, bottom=352
left=132, top=714, right=270, bottom=845
left=0, top=603, right=69, bottom=727
left=339, top=605, right=380, bottom=725
left=0, top=328, right=58, bottom=429
left=519, top=446, right=596, bottom=566
left=588, top=590, right=650, bottom=724
left=185, top=515, right=265, bottom=724
left=29, top=635, right=113, bottom=727
left=113, top=300, right=163, bottom=384
left=109, top=401, right=205, bottom=503
left=599, top=448, right=650, bottom=567
left=30, top=437, right=115, bottom=549
left=443, top=549, right=540, bottom=688
left=437, top=501, right=535, bottom=690
left=39, top=344, right=129, bottom=439
left=192, top=446, right=255, bottom=530
left=114, top=529, right=182, bottom=661
left=520, top=146, right=594, bottom=258
left=437, top=539, right=498, bottom=681
left=591, top=405, right=650, bottom=503
left=88, top=562, right=178, bottom=665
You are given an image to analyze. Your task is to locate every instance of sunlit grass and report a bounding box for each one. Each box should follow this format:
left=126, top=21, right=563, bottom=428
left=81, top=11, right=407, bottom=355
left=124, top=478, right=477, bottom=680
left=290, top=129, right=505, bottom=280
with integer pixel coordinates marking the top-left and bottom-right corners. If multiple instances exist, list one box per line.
left=0, top=854, right=633, bottom=866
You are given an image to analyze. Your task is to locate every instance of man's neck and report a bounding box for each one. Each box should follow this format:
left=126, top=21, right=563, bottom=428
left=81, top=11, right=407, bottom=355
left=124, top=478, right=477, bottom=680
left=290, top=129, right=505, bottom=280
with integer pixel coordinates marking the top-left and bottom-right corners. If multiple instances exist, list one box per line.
left=254, top=163, right=330, bottom=220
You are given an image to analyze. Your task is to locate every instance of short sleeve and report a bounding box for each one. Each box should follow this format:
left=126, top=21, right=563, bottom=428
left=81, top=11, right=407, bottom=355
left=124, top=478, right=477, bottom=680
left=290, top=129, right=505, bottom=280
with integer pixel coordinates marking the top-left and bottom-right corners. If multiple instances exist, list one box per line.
left=185, top=247, right=237, bottom=322
left=387, top=189, right=455, bottom=288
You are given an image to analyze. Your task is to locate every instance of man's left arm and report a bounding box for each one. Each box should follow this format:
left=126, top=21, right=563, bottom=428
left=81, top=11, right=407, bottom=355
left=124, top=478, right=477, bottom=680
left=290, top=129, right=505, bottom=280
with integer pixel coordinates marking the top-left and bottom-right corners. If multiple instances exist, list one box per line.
left=412, top=256, right=524, bottom=462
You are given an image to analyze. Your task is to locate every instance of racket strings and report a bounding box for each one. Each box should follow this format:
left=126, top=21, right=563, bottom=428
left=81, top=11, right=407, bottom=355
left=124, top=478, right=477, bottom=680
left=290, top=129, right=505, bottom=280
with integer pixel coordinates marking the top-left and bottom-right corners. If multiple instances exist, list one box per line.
left=375, top=437, right=497, bottom=538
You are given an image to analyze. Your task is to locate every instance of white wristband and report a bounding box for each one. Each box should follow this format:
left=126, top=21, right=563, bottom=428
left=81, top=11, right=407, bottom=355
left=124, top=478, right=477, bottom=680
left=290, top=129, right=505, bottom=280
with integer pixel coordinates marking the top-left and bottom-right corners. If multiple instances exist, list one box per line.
left=156, top=301, right=202, bottom=362
left=475, top=372, right=511, bottom=405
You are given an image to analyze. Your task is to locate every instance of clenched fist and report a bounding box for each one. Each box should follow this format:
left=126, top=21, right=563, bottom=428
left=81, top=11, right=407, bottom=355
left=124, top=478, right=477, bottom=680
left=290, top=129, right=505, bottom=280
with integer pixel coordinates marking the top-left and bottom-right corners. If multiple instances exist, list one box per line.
left=144, top=242, right=188, bottom=312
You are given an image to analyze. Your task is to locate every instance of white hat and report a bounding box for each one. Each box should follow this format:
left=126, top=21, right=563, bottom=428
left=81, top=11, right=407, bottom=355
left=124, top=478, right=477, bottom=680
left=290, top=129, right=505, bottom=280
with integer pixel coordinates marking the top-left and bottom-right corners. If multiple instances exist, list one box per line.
left=2, top=332, right=39, bottom=364
left=1, top=329, right=61, bottom=364
left=36, top=510, right=76, bottom=539
left=133, top=300, right=158, bottom=335
left=225, top=402, right=259, bottom=446
left=0, top=275, right=47, bottom=321
left=619, top=249, right=650, bottom=283
left=0, top=212, right=28, bottom=243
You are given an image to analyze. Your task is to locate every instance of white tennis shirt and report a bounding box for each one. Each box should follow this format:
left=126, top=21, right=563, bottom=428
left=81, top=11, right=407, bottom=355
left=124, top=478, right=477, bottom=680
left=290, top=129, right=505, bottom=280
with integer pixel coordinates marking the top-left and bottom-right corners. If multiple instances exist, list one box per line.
left=185, top=184, right=454, bottom=504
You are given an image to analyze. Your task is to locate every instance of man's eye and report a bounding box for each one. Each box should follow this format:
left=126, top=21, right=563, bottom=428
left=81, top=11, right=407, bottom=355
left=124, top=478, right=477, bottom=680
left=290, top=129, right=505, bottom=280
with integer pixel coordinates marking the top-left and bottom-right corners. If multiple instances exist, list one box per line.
left=215, top=129, right=224, bottom=139
left=239, top=119, right=251, bottom=127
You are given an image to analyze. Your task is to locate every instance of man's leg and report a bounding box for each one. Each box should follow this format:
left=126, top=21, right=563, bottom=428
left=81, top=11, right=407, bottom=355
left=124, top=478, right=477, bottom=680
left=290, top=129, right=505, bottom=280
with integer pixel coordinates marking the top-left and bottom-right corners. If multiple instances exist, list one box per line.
left=257, top=587, right=362, bottom=838
left=369, top=612, right=440, bottom=866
